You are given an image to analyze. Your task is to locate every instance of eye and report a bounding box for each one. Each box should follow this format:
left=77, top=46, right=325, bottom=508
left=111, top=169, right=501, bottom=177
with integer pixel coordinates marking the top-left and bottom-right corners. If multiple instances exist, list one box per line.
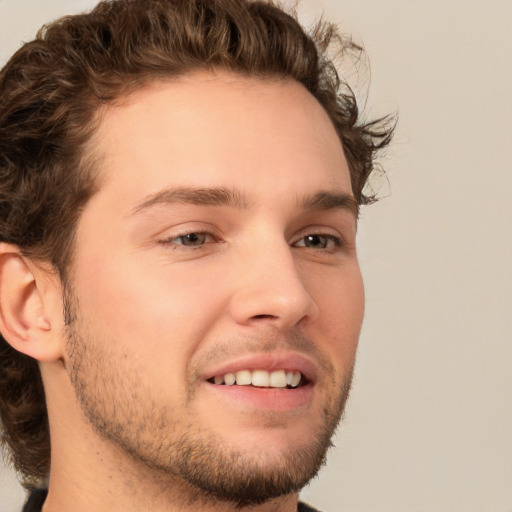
left=294, top=233, right=341, bottom=250
left=162, top=232, right=215, bottom=247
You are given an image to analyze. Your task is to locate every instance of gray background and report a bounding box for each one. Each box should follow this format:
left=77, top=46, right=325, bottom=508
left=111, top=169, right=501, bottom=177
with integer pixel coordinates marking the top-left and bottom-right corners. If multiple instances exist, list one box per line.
left=1, top=1, right=511, bottom=511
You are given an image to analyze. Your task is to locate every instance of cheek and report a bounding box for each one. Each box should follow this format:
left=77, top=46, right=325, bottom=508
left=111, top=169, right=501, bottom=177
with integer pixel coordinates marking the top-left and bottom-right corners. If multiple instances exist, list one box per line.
left=309, top=264, right=364, bottom=367
left=72, top=250, right=229, bottom=361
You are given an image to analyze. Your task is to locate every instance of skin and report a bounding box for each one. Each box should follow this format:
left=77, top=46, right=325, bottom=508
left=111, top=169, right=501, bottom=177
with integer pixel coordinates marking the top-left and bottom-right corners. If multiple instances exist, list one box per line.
left=4, top=71, right=364, bottom=512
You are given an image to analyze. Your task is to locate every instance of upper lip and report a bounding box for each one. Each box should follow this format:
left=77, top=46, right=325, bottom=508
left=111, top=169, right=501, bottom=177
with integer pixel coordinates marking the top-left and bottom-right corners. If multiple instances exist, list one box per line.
left=201, top=351, right=318, bottom=384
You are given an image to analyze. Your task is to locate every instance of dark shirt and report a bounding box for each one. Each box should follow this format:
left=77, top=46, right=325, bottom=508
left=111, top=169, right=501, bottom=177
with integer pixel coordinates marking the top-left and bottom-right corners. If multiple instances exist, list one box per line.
left=23, top=488, right=320, bottom=512
left=23, top=489, right=47, bottom=512
left=298, top=502, right=320, bottom=512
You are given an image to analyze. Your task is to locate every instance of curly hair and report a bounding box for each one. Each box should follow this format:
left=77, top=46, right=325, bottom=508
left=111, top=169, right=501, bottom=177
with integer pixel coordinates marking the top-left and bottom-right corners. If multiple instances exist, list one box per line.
left=0, top=0, right=394, bottom=486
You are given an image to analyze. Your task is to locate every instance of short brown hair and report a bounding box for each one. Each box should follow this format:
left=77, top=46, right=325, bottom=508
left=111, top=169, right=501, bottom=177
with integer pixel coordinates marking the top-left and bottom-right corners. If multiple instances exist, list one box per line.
left=0, top=0, right=394, bottom=486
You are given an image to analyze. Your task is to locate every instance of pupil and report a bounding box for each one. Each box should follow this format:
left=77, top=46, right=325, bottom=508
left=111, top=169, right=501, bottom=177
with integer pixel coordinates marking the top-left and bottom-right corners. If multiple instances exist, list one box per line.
left=183, top=233, right=204, bottom=246
left=308, top=235, right=322, bottom=247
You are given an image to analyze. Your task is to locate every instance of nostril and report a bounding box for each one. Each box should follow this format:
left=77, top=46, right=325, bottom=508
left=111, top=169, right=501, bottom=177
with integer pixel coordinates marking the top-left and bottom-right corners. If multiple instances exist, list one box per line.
left=251, top=314, right=277, bottom=320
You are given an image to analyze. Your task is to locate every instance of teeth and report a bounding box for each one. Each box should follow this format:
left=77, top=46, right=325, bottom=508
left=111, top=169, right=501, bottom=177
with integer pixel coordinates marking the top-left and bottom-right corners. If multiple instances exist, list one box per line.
left=235, top=370, right=252, bottom=386
left=269, top=370, right=287, bottom=388
left=290, top=371, right=301, bottom=387
left=211, top=369, right=303, bottom=388
left=251, top=370, right=269, bottom=387
left=224, top=373, right=236, bottom=386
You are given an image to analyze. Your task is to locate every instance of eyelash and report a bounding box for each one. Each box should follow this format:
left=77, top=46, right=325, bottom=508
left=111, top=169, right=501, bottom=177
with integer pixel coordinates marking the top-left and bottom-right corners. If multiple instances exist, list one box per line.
left=158, top=231, right=217, bottom=252
left=293, top=233, right=342, bottom=251
left=158, top=230, right=343, bottom=252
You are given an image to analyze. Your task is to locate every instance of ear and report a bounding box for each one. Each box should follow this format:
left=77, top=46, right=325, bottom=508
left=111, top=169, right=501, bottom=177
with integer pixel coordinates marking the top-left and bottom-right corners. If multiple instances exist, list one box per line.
left=0, top=243, right=65, bottom=362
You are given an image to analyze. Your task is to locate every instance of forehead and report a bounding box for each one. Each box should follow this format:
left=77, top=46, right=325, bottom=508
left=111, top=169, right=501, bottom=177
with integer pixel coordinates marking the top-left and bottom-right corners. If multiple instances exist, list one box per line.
left=87, top=71, right=352, bottom=207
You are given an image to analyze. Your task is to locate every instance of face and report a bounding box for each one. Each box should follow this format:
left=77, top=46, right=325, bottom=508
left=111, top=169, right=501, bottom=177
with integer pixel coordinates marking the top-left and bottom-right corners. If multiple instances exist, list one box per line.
left=64, top=72, right=364, bottom=505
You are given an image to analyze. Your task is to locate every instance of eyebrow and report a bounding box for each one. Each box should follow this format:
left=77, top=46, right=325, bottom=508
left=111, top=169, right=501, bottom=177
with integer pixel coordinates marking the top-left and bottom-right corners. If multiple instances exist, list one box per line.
left=131, top=186, right=248, bottom=215
left=131, top=186, right=359, bottom=218
left=300, top=191, right=360, bottom=218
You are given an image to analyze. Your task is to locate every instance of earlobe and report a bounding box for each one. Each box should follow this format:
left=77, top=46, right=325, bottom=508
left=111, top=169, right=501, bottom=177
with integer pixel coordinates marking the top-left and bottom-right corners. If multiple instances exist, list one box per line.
left=0, top=244, right=64, bottom=362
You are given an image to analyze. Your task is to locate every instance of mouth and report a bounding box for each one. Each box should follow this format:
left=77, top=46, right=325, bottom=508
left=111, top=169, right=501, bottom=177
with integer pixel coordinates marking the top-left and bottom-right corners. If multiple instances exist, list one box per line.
left=207, top=369, right=306, bottom=389
left=201, top=353, right=316, bottom=411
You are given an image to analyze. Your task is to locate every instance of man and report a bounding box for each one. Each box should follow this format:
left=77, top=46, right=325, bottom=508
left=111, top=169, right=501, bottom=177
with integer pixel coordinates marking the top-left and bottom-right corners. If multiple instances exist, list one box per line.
left=0, top=1, right=393, bottom=511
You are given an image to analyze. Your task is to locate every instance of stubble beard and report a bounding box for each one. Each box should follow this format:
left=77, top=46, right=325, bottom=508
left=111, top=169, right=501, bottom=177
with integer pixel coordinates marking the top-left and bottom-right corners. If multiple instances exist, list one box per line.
left=64, top=290, right=355, bottom=508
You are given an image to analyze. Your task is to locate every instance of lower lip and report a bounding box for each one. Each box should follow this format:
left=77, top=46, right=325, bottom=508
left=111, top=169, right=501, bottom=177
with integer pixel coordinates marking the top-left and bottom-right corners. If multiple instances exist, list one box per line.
left=205, top=382, right=314, bottom=411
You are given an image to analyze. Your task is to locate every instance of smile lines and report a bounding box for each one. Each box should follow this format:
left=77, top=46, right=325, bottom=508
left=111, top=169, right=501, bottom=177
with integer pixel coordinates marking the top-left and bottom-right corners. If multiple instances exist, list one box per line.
left=209, top=369, right=303, bottom=388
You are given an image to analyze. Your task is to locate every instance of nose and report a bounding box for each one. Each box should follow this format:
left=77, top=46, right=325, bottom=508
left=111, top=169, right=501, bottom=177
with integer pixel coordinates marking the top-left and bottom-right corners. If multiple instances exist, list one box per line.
left=228, top=234, right=319, bottom=330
